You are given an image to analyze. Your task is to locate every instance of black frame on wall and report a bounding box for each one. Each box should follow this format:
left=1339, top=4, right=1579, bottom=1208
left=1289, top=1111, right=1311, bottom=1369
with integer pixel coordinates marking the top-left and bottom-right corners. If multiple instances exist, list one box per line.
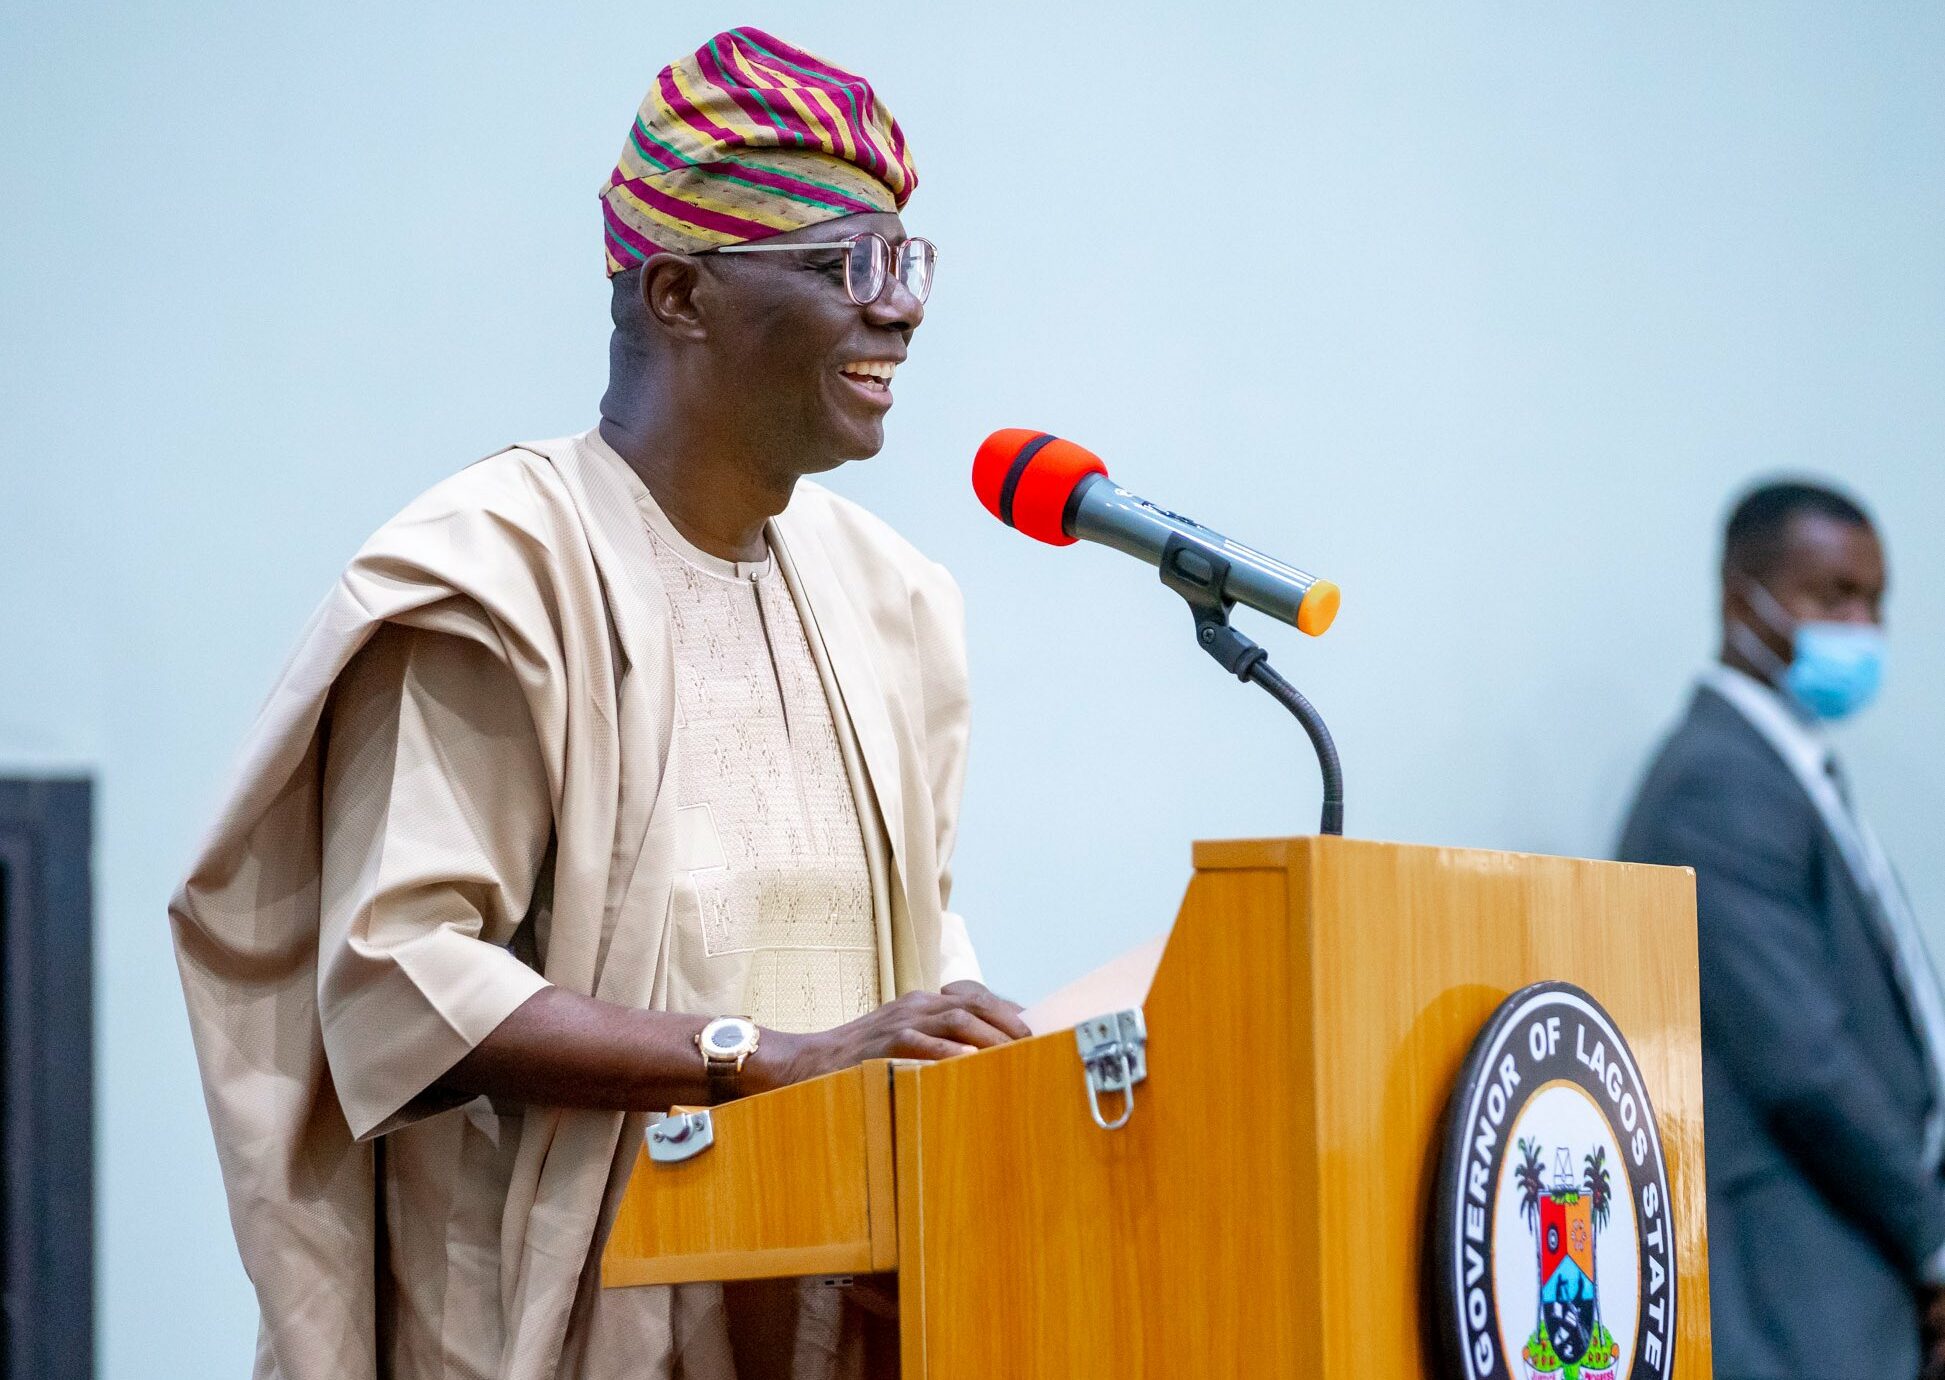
left=0, top=778, right=94, bottom=1380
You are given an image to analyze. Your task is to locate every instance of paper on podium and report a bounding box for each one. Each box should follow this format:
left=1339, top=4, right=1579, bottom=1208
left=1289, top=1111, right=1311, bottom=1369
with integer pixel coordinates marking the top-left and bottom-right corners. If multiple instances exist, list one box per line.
left=1019, top=934, right=1168, bottom=1035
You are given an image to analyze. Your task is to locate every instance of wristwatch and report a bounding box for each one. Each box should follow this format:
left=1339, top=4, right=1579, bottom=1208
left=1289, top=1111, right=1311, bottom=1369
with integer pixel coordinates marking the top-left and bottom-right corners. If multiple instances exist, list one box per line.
left=695, top=1016, right=761, bottom=1102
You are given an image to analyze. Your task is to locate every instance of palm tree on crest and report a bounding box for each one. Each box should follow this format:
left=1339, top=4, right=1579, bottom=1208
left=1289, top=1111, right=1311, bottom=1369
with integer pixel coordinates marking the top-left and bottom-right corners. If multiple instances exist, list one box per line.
left=1583, top=1143, right=1612, bottom=1328
left=1515, top=1137, right=1546, bottom=1227
left=1581, top=1145, right=1611, bottom=1233
left=1514, top=1138, right=1553, bottom=1349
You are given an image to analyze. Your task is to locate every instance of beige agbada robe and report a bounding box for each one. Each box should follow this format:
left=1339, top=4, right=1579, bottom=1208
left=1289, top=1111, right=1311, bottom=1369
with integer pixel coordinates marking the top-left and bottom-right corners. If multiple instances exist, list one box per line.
left=170, top=430, right=976, bottom=1379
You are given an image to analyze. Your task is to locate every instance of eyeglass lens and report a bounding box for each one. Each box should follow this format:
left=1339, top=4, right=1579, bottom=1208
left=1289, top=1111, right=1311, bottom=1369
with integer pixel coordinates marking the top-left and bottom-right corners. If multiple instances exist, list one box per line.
left=844, top=235, right=934, bottom=306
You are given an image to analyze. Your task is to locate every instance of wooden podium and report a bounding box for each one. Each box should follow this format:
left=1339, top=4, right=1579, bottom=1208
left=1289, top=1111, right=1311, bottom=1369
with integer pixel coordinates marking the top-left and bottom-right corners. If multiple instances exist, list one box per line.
left=604, top=837, right=1713, bottom=1376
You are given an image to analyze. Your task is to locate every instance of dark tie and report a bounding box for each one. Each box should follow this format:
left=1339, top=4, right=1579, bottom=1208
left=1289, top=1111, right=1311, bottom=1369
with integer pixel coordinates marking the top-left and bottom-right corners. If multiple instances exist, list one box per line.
left=1824, top=753, right=1853, bottom=811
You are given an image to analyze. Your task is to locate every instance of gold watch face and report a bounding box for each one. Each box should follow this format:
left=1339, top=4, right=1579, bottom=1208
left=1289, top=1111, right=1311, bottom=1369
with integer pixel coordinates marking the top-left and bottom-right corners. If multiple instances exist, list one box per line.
left=700, top=1016, right=759, bottom=1063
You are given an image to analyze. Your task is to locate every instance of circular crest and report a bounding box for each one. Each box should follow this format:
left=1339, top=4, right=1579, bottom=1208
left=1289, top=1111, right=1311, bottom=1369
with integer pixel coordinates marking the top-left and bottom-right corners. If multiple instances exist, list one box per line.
left=1428, top=983, right=1677, bottom=1380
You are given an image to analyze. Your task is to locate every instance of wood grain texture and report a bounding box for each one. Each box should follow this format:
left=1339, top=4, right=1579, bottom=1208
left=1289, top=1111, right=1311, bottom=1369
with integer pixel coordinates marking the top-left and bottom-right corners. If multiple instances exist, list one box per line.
left=1287, top=838, right=1712, bottom=1375
left=598, top=839, right=1712, bottom=1378
left=893, top=860, right=1311, bottom=1377
left=894, top=1062, right=928, bottom=1379
left=602, top=1060, right=898, bottom=1287
left=896, top=838, right=1712, bottom=1378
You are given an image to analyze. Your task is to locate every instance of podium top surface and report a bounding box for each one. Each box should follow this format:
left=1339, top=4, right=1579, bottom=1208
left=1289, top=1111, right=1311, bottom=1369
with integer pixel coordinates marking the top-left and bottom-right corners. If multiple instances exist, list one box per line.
left=1192, top=832, right=1695, bottom=881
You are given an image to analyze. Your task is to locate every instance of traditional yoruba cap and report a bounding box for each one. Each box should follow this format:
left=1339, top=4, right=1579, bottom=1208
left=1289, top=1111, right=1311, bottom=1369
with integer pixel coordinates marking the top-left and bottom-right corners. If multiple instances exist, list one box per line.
left=600, top=27, right=918, bottom=275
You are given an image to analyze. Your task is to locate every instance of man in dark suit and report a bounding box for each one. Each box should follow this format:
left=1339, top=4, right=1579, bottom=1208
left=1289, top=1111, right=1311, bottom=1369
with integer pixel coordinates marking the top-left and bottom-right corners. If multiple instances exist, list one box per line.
left=1620, top=480, right=1945, bottom=1379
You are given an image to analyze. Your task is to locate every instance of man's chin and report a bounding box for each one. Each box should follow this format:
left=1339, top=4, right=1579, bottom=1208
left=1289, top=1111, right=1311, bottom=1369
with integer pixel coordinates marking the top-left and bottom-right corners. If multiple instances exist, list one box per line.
left=812, top=422, right=887, bottom=471
left=845, top=428, right=887, bottom=464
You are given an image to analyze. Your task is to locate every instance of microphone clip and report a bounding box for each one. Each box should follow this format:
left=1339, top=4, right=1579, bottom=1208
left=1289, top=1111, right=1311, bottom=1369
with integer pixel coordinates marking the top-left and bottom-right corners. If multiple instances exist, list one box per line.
left=1158, top=535, right=1346, bottom=837
left=1157, top=537, right=1267, bottom=681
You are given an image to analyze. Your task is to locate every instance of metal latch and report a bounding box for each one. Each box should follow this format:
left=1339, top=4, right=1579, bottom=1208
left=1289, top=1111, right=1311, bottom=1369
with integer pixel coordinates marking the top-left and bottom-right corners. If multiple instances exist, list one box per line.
left=646, top=1108, right=715, bottom=1163
left=1074, top=1008, right=1148, bottom=1131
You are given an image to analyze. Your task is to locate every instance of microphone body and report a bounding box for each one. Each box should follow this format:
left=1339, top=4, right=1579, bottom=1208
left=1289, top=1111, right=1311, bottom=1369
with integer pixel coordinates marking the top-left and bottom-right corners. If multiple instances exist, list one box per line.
left=1066, top=474, right=1337, bottom=635
left=973, top=429, right=1339, bottom=637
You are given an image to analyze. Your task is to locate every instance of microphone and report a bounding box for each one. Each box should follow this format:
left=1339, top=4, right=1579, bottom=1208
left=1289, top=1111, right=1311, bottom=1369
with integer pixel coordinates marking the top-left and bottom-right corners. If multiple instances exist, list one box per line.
left=972, top=429, right=1340, bottom=636
left=973, top=428, right=1346, bottom=833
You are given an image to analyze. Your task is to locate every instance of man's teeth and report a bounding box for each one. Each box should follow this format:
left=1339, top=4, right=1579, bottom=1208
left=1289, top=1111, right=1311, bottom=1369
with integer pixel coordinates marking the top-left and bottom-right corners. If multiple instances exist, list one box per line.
left=840, top=360, right=897, bottom=384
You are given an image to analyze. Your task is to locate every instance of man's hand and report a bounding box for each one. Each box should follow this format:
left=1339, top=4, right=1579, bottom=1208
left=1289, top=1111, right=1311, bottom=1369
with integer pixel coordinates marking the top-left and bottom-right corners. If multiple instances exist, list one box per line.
left=941, top=979, right=1027, bottom=1027
left=439, top=981, right=1031, bottom=1111
left=753, top=981, right=1030, bottom=1089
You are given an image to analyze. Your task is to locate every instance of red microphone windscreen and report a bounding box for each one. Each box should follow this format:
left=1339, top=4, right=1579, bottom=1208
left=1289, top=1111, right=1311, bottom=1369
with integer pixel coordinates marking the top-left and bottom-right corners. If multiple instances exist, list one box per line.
left=972, top=430, right=1108, bottom=546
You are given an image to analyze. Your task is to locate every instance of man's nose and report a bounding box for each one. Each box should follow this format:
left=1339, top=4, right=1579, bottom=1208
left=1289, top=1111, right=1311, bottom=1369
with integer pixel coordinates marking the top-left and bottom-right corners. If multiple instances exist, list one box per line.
left=1832, top=596, right=1882, bottom=625
left=865, top=277, right=924, bottom=332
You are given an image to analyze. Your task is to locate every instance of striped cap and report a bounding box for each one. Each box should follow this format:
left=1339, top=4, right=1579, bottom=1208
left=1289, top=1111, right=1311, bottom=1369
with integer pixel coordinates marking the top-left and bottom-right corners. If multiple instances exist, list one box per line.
left=601, top=28, right=918, bottom=275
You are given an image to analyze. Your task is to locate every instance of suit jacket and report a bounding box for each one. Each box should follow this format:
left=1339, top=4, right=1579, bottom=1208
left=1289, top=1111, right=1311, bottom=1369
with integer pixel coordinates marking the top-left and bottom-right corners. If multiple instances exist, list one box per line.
left=170, top=431, right=975, bottom=1380
left=1619, top=684, right=1945, bottom=1380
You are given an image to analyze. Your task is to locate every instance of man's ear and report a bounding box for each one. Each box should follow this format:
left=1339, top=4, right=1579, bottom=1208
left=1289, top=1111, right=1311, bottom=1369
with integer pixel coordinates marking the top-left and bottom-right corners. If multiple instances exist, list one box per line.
left=642, top=256, right=708, bottom=343
left=1719, top=567, right=1747, bottom=628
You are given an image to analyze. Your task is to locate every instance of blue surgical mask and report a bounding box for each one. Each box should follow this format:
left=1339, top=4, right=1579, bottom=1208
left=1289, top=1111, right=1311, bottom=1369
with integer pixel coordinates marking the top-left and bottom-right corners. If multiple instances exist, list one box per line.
left=1736, top=578, right=1887, bottom=721
left=1784, top=623, right=1886, bottom=721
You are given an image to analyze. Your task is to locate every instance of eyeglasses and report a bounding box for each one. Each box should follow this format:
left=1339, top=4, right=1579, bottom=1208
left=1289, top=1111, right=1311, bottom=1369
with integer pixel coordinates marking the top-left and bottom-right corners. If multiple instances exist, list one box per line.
left=708, top=232, right=936, bottom=306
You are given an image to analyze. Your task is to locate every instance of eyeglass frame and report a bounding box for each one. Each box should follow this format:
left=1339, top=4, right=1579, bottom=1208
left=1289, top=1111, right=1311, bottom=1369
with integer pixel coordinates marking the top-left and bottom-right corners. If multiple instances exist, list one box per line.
left=705, top=232, right=936, bottom=307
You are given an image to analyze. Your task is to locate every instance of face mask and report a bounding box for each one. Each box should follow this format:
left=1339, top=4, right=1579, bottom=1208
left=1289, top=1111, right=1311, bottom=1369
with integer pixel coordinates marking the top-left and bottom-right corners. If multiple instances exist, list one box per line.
left=1735, top=577, right=1886, bottom=721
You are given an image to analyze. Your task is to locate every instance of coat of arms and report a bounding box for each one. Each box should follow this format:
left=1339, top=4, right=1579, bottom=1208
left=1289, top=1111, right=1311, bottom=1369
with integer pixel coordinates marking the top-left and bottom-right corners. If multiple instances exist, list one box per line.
left=1430, top=984, right=1677, bottom=1380
left=1513, top=1139, right=1619, bottom=1380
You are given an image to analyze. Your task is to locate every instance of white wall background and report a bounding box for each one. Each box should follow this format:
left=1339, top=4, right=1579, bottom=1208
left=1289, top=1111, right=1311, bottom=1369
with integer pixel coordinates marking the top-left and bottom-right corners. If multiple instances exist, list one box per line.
left=5, top=3, right=1943, bottom=1374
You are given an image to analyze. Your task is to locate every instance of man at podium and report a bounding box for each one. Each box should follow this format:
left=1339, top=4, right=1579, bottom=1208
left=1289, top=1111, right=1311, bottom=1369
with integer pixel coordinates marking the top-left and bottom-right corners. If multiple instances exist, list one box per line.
left=1621, top=481, right=1945, bottom=1378
left=170, top=27, right=1024, bottom=1380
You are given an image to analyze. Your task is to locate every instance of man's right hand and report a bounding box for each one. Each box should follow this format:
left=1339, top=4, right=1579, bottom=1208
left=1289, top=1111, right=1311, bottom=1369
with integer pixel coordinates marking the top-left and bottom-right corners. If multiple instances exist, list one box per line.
left=439, top=982, right=1032, bottom=1112
left=751, top=984, right=1031, bottom=1091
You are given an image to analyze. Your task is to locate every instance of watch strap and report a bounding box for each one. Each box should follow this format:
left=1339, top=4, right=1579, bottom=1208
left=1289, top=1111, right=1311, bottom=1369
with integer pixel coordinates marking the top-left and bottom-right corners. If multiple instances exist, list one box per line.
left=706, top=1060, right=743, bottom=1104
left=696, top=1017, right=758, bottom=1104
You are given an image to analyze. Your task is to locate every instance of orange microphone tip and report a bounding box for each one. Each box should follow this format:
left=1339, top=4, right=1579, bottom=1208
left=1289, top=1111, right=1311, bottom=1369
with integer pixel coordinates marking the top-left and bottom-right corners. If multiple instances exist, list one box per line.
left=1296, top=580, right=1341, bottom=637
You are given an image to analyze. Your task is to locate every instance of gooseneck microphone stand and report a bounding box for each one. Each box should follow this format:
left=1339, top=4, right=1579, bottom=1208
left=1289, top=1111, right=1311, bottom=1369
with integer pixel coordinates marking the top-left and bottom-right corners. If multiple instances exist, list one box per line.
left=1158, top=535, right=1345, bottom=836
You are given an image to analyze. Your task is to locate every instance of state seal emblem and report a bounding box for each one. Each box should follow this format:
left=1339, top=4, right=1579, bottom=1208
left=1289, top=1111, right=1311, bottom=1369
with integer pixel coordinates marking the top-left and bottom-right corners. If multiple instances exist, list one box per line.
left=1428, top=983, right=1677, bottom=1380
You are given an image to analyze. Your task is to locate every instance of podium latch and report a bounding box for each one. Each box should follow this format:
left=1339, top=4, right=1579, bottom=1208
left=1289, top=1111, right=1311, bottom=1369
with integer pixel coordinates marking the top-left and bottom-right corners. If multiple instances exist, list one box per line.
left=1075, top=1008, right=1148, bottom=1131
left=646, top=1109, right=715, bottom=1164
